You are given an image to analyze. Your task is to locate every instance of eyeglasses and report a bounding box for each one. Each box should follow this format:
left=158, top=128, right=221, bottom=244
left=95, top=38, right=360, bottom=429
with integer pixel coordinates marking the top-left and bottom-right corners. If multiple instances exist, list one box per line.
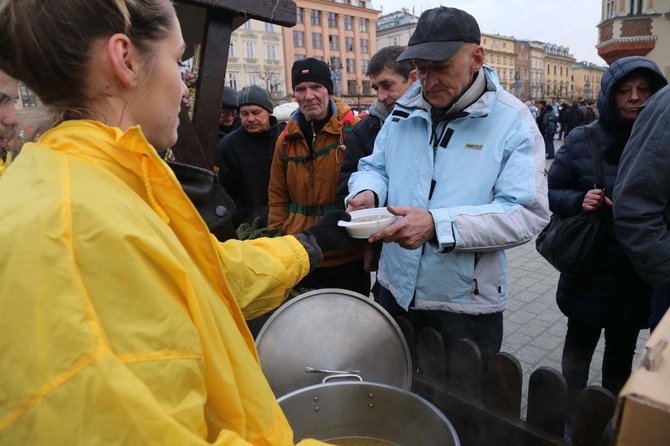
left=220, top=109, right=237, bottom=117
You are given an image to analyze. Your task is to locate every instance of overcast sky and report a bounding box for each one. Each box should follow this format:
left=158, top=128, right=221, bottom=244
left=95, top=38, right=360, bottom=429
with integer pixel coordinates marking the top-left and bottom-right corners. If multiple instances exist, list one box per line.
left=373, top=0, right=605, bottom=66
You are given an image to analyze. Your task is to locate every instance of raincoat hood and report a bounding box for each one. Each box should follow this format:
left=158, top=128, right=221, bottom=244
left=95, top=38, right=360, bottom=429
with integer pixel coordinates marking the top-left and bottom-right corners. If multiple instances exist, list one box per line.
left=597, top=56, right=667, bottom=128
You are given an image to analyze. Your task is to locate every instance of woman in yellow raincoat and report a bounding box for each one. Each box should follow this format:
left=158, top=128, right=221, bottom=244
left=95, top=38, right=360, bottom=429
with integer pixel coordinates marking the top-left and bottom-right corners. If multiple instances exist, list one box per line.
left=0, top=1, right=352, bottom=444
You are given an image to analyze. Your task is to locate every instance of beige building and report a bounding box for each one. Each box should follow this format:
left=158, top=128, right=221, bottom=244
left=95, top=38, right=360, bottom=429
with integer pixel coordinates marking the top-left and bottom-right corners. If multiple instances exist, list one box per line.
left=571, top=62, right=607, bottom=102
left=226, top=19, right=287, bottom=100
left=481, top=33, right=517, bottom=92
left=597, top=0, right=670, bottom=78
left=543, top=43, right=575, bottom=102
left=281, top=0, right=380, bottom=106
left=376, top=8, right=418, bottom=49
left=529, top=41, right=546, bottom=101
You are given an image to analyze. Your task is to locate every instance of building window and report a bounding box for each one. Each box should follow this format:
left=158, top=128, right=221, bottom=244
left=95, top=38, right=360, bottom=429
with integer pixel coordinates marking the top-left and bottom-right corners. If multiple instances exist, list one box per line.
left=547, top=64, right=551, bottom=74
left=310, top=10, right=321, bottom=26
left=629, top=0, right=643, bottom=14
left=245, top=42, right=255, bottom=59
left=248, top=73, right=259, bottom=86
left=328, top=12, right=338, bottom=28
left=360, top=38, right=368, bottom=53
left=359, top=18, right=368, bottom=32
left=346, top=58, right=355, bottom=73
left=392, top=36, right=399, bottom=46
left=264, top=22, right=274, bottom=32
left=503, top=57, right=507, bottom=66
left=268, top=72, right=281, bottom=95
left=361, top=59, right=369, bottom=74
left=606, top=0, right=615, bottom=19
left=330, top=56, right=341, bottom=70
left=293, top=31, right=304, bottom=47
left=296, top=7, right=303, bottom=23
left=329, top=35, right=339, bottom=51
left=362, top=80, right=371, bottom=95
left=228, top=73, right=238, bottom=90
left=266, top=44, right=277, bottom=60
left=228, top=41, right=235, bottom=57
left=345, top=37, right=354, bottom=52
left=243, top=21, right=251, bottom=30
left=554, top=65, right=557, bottom=76
left=347, top=80, right=357, bottom=96
left=312, top=33, right=322, bottom=49
left=314, top=56, right=323, bottom=61
left=560, top=66, right=563, bottom=76
left=344, top=15, right=353, bottom=30
left=496, top=55, right=500, bottom=64
left=295, top=54, right=306, bottom=61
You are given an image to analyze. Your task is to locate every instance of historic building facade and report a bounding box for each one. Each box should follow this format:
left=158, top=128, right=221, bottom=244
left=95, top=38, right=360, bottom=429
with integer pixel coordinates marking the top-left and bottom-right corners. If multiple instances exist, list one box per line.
left=544, top=43, right=575, bottom=103
left=281, top=0, right=380, bottom=106
left=597, top=0, right=670, bottom=77
left=571, top=62, right=607, bottom=102
left=481, top=33, right=517, bottom=92
left=227, top=19, right=287, bottom=99
left=376, top=8, right=419, bottom=49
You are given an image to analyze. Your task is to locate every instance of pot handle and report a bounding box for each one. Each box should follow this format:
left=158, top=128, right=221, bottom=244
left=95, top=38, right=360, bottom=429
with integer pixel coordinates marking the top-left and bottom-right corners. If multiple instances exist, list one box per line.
left=322, top=373, right=363, bottom=383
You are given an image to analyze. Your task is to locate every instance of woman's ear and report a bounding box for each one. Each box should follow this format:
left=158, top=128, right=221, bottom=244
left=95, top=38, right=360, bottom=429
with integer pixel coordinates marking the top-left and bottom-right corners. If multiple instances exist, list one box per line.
left=107, top=33, right=139, bottom=89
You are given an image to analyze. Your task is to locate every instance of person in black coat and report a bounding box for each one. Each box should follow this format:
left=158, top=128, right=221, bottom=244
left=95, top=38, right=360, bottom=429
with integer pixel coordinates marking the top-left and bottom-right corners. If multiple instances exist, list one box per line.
left=563, top=100, right=584, bottom=138
left=216, top=85, right=284, bottom=228
left=547, top=56, right=667, bottom=429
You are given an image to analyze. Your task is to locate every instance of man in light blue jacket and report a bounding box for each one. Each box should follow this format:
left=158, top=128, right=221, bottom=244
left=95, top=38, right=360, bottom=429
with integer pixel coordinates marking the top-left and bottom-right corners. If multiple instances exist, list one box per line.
left=346, top=7, right=549, bottom=363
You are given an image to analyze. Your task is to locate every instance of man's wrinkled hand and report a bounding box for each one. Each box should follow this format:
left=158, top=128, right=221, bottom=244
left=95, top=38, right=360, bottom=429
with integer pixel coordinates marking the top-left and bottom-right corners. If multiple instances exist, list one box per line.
left=369, top=205, right=435, bottom=250
left=346, top=190, right=375, bottom=212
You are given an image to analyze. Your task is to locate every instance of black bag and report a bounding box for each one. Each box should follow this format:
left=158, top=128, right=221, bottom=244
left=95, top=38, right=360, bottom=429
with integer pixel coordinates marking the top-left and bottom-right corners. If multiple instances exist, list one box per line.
left=536, top=124, right=604, bottom=277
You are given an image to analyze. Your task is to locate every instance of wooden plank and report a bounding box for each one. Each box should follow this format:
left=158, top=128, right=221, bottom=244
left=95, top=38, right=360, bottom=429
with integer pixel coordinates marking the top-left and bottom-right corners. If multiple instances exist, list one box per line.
left=573, top=386, right=616, bottom=446
left=486, top=352, right=523, bottom=416
left=177, top=0, right=297, bottom=27
left=413, top=376, right=570, bottom=446
left=193, top=8, right=234, bottom=169
left=416, top=327, right=446, bottom=388
left=527, top=366, right=568, bottom=437
left=449, top=338, right=482, bottom=400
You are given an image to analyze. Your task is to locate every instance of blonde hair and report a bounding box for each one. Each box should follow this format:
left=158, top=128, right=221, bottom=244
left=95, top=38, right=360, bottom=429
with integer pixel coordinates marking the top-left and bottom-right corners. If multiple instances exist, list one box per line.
left=0, top=0, right=174, bottom=125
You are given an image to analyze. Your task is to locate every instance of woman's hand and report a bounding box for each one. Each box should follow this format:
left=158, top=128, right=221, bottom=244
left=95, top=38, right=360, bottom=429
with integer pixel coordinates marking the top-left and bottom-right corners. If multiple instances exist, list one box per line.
left=582, top=189, right=612, bottom=212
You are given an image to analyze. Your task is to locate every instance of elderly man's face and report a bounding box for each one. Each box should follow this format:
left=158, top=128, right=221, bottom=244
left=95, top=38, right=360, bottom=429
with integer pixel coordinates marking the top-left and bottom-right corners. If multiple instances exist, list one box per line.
left=220, top=108, right=237, bottom=127
left=414, top=44, right=485, bottom=109
left=294, top=81, right=330, bottom=121
left=239, top=105, right=272, bottom=134
left=0, top=71, right=20, bottom=151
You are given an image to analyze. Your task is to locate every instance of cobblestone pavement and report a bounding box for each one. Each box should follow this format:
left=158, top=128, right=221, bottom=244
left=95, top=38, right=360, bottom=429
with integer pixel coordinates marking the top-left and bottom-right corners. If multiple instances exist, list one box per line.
left=502, top=142, right=650, bottom=417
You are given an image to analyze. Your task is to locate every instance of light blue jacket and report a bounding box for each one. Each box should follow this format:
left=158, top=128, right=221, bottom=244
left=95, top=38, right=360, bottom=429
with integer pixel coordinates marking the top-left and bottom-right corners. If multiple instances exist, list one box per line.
left=347, top=66, right=550, bottom=313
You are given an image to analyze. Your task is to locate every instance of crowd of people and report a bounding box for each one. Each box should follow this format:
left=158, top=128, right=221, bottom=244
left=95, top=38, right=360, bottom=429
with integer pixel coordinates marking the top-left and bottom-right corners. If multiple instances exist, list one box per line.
left=1, top=1, right=669, bottom=444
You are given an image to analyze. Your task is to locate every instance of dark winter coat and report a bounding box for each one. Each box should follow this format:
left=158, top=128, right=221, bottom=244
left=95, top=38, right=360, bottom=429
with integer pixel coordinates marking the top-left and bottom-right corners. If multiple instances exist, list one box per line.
left=614, top=84, right=670, bottom=287
left=547, top=56, right=667, bottom=328
left=563, top=105, right=584, bottom=134
left=336, top=101, right=388, bottom=203
left=216, top=116, right=284, bottom=228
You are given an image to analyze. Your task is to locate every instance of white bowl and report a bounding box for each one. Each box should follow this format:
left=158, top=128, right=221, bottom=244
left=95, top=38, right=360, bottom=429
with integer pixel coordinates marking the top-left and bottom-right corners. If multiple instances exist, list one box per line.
left=338, top=208, right=395, bottom=239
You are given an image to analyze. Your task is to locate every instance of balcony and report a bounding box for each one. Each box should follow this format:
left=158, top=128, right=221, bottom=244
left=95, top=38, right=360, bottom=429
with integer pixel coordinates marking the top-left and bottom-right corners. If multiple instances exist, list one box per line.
left=597, top=16, right=658, bottom=64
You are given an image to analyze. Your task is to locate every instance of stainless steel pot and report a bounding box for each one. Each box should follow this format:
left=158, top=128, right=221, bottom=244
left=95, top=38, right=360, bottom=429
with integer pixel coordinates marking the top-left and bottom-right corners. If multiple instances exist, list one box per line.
left=278, top=381, right=460, bottom=446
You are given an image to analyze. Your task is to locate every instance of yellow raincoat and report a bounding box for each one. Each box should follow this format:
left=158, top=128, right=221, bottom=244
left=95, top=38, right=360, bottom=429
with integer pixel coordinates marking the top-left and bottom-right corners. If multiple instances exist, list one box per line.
left=0, top=120, right=328, bottom=445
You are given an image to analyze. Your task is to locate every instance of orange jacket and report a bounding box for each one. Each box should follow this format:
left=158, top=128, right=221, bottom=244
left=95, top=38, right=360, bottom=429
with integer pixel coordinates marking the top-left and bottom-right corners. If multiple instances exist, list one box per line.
left=268, top=98, right=361, bottom=267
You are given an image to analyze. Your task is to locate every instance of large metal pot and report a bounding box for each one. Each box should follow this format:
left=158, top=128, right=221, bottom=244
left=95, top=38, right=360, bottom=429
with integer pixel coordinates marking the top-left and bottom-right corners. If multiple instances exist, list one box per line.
left=257, top=289, right=460, bottom=445
left=278, top=381, right=460, bottom=445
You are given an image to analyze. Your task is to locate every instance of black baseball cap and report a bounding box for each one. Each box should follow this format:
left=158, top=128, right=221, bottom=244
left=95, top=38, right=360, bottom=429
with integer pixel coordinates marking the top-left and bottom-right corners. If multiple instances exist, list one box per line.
left=396, top=7, right=481, bottom=62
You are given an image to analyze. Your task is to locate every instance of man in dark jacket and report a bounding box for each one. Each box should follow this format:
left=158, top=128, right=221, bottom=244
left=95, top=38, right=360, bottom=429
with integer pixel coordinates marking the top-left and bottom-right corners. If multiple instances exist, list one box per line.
left=563, top=100, right=584, bottom=137
left=614, top=85, right=670, bottom=331
left=216, top=85, right=282, bottom=228
left=336, top=46, right=416, bottom=203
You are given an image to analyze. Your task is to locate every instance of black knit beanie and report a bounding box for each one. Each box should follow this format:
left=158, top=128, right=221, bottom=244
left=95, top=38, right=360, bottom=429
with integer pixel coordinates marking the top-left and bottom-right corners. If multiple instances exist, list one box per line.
left=237, top=85, right=274, bottom=113
left=291, top=58, right=334, bottom=94
left=221, top=86, right=238, bottom=109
